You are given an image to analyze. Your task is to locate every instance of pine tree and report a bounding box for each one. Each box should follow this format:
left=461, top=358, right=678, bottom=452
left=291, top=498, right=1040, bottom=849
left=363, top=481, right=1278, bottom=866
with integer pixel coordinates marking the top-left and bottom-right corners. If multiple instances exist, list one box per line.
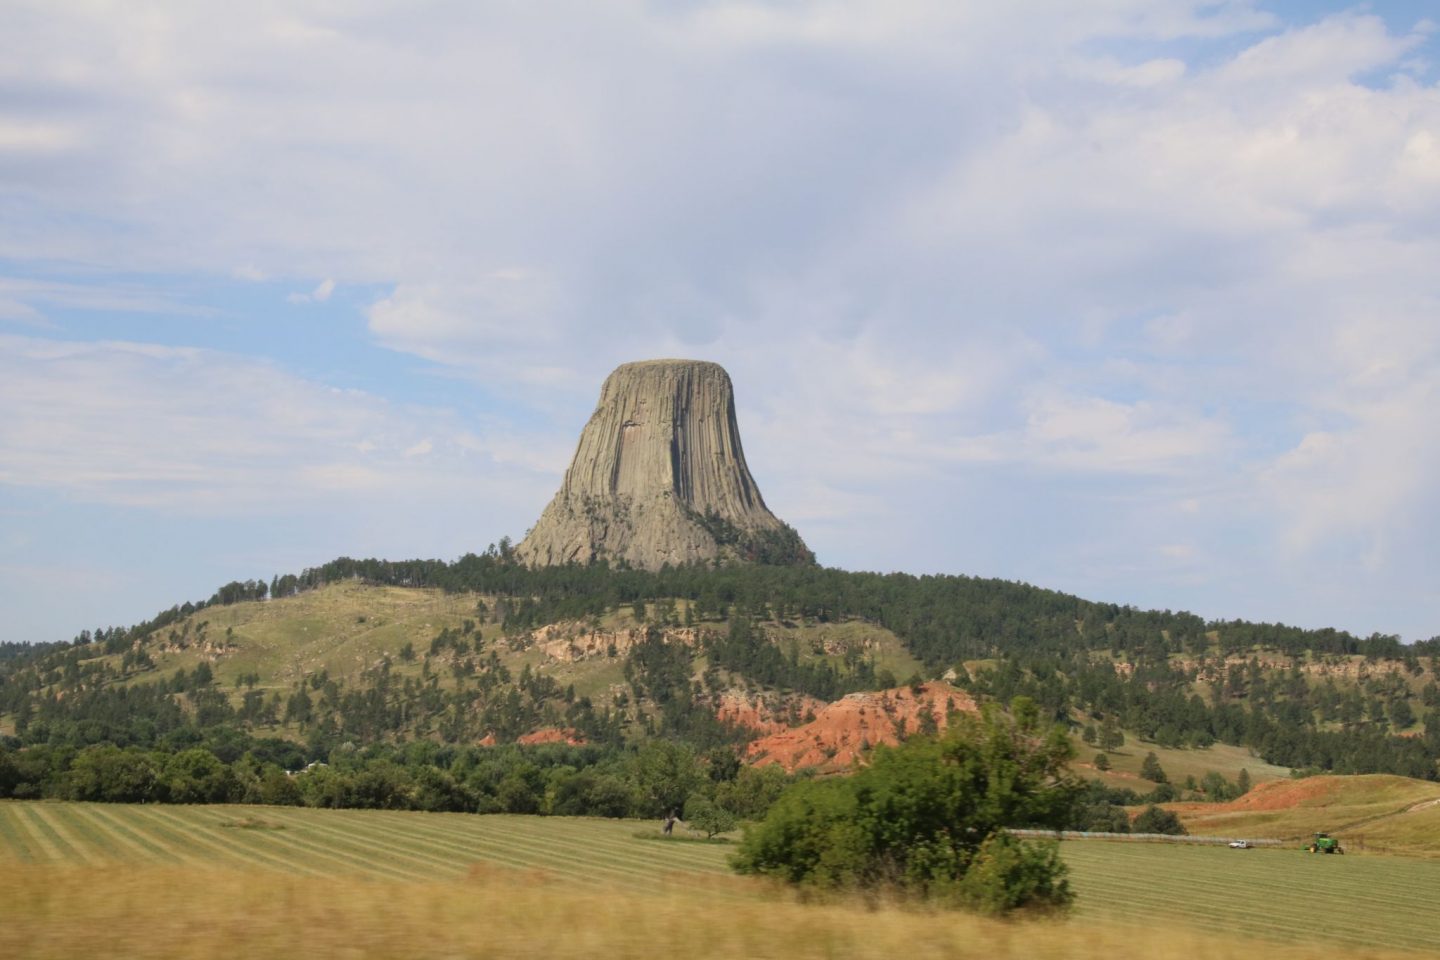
left=1099, top=715, right=1124, bottom=751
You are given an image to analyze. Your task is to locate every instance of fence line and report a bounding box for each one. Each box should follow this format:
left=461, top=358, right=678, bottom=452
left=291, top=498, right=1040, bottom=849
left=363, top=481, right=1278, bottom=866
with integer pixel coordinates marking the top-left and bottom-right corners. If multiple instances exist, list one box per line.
left=1010, top=828, right=1286, bottom=847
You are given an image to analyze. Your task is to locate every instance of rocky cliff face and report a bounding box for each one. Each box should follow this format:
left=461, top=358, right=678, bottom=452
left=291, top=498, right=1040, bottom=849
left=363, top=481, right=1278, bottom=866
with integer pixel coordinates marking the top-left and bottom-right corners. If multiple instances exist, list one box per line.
left=745, top=682, right=979, bottom=772
left=516, top=359, right=811, bottom=570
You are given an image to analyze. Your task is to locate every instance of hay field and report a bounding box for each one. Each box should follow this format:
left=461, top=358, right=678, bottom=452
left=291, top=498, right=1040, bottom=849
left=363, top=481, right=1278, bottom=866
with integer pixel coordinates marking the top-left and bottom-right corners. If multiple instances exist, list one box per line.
left=3, top=801, right=1439, bottom=957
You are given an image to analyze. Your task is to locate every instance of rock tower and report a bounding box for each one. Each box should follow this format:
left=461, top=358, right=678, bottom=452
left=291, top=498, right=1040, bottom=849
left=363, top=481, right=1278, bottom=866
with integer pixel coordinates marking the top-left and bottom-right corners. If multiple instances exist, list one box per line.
left=516, top=359, right=811, bottom=570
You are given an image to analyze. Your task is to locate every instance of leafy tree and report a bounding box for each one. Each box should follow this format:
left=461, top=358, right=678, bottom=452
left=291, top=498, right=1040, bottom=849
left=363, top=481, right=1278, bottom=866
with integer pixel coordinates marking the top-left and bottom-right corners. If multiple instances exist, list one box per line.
left=496, top=765, right=543, bottom=813
left=163, top=748, right=235, bottom=804
left=65, top=744, right=163, bottom=803
left=627, top=740, right=705, bottom=818
left=713, top=764, right=790, bottom=821
left=255, top=767, right=304, bottom=806
left=549, top=770, right=635, bottom=818
left=1075, top=802, right=1130, bottom=833
left=1132, top=804, right=1186, bottom=835
left=684, top=793, right=738, bottom=839
left=0, top=747, right=18, bottom=798
left=1198, top=770, right=1246, bottom=802
left=1145, top=782, right=1178, bottom=803
left=732, top=698, right=1078, bottom=913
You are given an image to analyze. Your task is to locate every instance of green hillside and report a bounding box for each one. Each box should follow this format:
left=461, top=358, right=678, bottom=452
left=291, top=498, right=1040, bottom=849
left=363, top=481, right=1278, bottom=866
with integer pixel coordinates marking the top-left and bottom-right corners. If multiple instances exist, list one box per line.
left=1072, top=734, right=1291, bottom=790
left=109, top=581, right=924, bottom=702
left=0, top=579, right=922, bottom=746
left=2, top=556, right=1437, bottom=825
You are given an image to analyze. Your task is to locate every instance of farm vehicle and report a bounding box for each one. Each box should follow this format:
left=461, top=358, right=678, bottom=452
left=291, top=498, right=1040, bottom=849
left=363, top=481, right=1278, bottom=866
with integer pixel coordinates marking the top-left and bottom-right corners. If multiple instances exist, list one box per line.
left=1305, top=832, right=1343, bottom=854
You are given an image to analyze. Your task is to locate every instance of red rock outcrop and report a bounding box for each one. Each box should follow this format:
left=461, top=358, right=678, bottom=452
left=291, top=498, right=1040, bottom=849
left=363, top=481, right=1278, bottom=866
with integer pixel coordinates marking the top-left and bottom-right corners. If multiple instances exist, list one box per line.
left=516, top=727, right=586, bottom=746
left=745, top=681, right=978, bottom=772
left=715, top=689, right=827, bottom=736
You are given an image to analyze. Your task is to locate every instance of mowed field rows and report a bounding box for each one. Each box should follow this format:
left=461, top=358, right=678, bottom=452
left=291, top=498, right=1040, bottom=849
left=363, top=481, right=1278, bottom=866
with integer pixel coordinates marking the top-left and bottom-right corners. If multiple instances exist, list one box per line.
left=1063, top=842, right=1440, bottom=953
left=3, top=802, right=1439, bottom=953
left=0, top=801, right=735, bottom=894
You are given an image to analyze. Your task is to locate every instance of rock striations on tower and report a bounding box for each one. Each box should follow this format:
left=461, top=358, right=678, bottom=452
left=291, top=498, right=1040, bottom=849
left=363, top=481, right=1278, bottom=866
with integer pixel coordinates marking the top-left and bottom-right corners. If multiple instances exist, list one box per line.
left=516, top=359, right=812, bottom=570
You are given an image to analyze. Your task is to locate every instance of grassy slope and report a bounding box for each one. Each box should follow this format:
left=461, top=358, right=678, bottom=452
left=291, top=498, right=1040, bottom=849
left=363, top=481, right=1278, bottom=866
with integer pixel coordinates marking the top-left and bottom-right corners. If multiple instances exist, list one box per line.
left=1166, top=774, right=1440, bottom=854
left=3, top=801, right=1439, bottom=954
left=771, top=617, right=927, bottom=681
left=1361, top=796, right=1440, bottom=852
left=62, top=582, right=923, bottom=727
left=123, top=582, right=485, bottom=693
left=1072, top=734, right=1292, bottom=793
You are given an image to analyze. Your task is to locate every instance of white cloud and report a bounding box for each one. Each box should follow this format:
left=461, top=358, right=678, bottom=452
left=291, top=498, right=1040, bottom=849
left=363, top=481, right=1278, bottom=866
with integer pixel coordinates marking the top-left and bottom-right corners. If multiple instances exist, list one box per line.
left=1, top=1, right=1438, bottom=635
left=366, top=273, right=559, bottom=352
left=1068, top=56, right=1188, bottom=87
left=1020, top=394, right=1229, bottom=473
left=0, top=298, right=47, bottom=325
left=286, top=277, right=336, bottom=304
left=232, top=264, right=268, bottom=282
left=0, top=119, right=83, bottom=152
left=0, top=334, right=553, bottom=513
left=1261, top=366, right=1440, bottom=561
left=0, top=277, right=203, bottom=318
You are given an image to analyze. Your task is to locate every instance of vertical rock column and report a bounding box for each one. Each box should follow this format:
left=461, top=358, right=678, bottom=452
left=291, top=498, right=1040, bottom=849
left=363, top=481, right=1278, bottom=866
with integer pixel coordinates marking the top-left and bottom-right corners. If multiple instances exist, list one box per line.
left=515, top=359, right=810, bottom=569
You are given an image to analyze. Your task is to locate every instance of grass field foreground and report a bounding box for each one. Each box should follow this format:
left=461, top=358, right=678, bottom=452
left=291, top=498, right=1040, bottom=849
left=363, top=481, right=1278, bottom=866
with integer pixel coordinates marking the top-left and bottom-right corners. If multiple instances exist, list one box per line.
left=1062, top=841, right=1440, bottom=953
left=4, top=801, right=1440, bottom=955
left=4, top=861, right=1432, bottom=960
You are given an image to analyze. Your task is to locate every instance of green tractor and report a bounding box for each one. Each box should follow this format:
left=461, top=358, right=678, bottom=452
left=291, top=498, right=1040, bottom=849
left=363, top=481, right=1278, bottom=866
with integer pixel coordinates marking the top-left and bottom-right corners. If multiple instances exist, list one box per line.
left=1305, top=832, right=1343, bottom=854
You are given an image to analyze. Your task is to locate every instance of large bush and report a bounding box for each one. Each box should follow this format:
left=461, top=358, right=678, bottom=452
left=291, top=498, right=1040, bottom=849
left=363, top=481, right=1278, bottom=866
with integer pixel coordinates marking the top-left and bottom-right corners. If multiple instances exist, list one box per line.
left=731, top=698, right=1079, bottom=914
left=1132, top=804, right=1187, bottom=835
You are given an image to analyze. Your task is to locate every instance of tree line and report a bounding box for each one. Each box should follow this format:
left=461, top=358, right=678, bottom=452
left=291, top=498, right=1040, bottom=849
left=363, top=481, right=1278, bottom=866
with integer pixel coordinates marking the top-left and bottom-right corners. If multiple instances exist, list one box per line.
left=0, top=734, right=793, bottom=823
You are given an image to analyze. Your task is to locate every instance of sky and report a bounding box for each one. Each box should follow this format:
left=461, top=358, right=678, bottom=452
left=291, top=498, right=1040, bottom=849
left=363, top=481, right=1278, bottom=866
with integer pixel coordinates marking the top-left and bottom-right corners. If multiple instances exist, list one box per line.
left=1, top=0, right=1438, bottom=646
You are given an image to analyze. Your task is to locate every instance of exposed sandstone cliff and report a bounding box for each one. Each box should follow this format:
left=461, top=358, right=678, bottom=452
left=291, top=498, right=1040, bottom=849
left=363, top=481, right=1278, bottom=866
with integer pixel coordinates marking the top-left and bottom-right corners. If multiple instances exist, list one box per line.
left=745, top=682, right=978, bottom=772
left=528, top=620, right=700, bottom=663
left=517, top=359, right=811, bottom=570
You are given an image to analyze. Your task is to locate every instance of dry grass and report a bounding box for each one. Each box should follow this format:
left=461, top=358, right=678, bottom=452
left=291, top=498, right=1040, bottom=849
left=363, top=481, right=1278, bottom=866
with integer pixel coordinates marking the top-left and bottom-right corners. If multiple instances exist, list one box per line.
left=1357, top=797, right=1440, bottom=854
left=1, top=862, right=1427, bottom=960
left=1072, top=735, right=1292, bottom=793
left=1168, top=774, right=1440, bottom=849
left=8, top=802, right=1440, bottom=950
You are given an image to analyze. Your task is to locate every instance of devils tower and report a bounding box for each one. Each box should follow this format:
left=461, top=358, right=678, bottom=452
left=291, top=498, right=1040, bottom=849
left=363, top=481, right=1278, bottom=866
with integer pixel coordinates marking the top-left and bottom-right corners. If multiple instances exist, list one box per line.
left=516, top=359, right=812, bottom=570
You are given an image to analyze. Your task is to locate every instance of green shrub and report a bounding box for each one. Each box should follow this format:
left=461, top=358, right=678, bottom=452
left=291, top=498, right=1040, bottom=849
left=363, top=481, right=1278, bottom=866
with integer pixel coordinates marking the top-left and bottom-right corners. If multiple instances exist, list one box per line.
left=955, top=830, right=1071, bottom=915
left=732, top=698, right=1078, bottom=913
left=1132, top=804, right=1186, bottom=835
